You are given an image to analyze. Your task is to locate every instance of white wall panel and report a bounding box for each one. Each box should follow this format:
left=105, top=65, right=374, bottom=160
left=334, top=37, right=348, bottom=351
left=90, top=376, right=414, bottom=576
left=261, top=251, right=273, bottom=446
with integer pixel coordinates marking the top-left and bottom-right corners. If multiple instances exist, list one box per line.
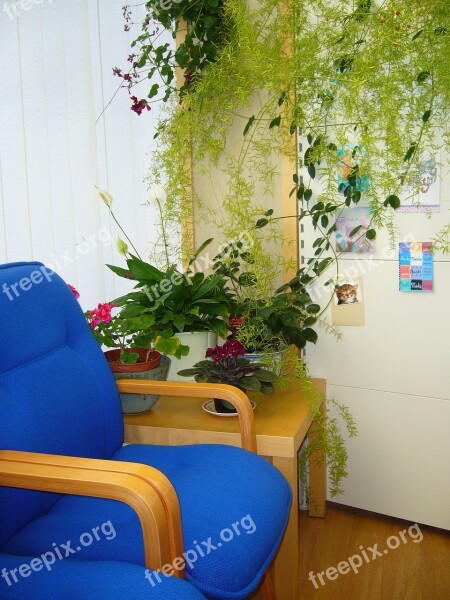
left=302, top=144, right=450, bottom=527
left=326, top=385, right=450, bottom=530
left=306, top=260, right=450, bottom=400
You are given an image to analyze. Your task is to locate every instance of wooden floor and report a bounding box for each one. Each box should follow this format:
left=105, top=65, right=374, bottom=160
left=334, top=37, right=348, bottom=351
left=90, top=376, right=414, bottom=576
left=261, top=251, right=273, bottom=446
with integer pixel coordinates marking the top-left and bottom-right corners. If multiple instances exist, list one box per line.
left=298, top=503, right=450, bottom=600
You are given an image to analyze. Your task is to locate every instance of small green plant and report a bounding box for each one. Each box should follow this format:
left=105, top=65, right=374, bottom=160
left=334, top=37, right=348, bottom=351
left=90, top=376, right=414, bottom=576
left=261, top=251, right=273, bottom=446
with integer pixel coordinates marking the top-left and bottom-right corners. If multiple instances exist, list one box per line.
left=178, top=339, right=278, bottom=395
left=109, top=252, right=231, bottom=353
left=297, top=377, right=358, bottom=498
left=212, top=212, right=322, bottom=353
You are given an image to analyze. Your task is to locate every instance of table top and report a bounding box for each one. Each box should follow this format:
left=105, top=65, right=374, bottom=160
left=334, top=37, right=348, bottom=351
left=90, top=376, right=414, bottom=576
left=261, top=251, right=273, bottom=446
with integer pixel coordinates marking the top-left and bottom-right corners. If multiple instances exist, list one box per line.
left=123, top=378, right=325, bottom=458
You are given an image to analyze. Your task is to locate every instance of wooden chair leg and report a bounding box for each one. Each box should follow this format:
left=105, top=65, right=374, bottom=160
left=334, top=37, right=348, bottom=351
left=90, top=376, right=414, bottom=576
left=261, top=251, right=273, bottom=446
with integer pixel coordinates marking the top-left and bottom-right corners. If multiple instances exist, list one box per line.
left=259, top=570, right=276, bottom=600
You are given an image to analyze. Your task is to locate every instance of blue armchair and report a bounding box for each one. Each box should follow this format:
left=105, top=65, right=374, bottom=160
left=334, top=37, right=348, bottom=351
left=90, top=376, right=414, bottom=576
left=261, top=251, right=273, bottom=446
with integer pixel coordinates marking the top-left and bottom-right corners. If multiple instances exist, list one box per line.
left=0, top=262, right=291, bottom=600
left=0, top=554, right=207, bottom=599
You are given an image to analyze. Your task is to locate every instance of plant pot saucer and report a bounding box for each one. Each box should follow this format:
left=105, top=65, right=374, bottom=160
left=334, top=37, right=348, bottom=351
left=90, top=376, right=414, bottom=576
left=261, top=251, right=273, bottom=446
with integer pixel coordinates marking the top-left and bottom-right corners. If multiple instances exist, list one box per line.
left=202, top=399, right=256, bottom=417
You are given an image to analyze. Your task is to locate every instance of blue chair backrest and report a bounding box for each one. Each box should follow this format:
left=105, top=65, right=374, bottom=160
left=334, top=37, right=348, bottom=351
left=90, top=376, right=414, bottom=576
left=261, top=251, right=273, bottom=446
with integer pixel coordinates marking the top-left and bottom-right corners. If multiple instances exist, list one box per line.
left=0, top=262, right=124, bottom=549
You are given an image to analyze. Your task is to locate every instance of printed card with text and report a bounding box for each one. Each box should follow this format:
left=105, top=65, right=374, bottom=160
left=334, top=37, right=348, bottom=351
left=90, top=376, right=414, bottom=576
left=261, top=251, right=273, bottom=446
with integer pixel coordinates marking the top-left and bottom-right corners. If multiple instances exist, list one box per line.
left=399, top=242, right=433, bottom=292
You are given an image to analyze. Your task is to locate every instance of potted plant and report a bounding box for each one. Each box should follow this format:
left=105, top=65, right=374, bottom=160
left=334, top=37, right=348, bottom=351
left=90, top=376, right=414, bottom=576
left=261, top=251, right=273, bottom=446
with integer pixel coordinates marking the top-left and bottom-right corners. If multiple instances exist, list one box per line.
left=178, top=339, right=279, bottom=413
left=108, top=250, right=231, bottom=380
left=96, top=187, right=231, bottom=380
left=85, top=301, right=176, bottom=413
left=212, top=217, right=322, bottom=372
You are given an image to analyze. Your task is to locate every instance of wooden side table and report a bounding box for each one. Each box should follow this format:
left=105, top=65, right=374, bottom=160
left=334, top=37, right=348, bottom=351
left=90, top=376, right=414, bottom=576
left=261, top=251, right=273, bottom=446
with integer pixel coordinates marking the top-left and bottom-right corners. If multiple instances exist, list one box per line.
left=123, top=378, right=326, bottom=600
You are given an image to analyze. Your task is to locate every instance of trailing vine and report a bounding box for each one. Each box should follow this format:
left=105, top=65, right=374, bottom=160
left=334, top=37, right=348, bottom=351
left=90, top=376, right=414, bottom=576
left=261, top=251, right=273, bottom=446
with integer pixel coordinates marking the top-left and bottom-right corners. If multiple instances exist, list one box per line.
left=118, top=0, right=227, bottom=110
left=122, top=0, right=450, bottom=291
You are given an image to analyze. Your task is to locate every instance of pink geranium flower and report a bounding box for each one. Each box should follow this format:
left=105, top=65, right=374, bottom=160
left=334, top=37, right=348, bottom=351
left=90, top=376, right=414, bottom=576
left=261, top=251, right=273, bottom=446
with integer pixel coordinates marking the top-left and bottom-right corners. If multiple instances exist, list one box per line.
left=89, top=302, right=116, bottom=329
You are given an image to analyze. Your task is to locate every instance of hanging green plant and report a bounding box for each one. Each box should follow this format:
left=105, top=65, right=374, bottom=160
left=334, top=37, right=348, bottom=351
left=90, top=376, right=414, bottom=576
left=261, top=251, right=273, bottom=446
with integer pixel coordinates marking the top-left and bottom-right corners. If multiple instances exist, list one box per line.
left=118, top=0, right=226, bottom=110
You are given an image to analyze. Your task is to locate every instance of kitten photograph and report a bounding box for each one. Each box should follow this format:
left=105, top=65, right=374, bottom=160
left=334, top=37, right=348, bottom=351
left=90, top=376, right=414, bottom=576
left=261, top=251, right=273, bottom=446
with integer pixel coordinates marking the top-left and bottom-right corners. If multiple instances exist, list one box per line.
left=335, top=283, right=359, bottom=305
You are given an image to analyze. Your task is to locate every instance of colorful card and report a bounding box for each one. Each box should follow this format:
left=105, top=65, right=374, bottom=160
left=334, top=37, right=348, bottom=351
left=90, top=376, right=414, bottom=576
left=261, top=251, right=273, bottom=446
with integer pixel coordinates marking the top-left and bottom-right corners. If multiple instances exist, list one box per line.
left=399, top=242, right=433, bottom=292
left=397, top=157, right=440, bottom=213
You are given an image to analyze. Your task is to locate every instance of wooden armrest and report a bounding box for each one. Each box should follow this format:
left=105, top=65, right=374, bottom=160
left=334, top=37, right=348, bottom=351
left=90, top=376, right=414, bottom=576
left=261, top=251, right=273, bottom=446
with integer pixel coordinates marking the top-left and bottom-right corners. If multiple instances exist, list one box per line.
left=116, top=381, right=257, bottom=452
left=0, top=450, right=184, bottom=576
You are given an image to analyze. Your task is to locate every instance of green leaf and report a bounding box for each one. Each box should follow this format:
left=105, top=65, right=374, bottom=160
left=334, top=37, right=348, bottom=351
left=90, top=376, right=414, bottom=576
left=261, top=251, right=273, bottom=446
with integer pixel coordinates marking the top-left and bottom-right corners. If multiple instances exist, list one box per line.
left=383, top=194, right=401, bottom=209
left=403, top=144, right=417, bottom=162
left=188, top=238, right=214, bottom=266
left=304, top=147, right=313, bottom=165
left=422, top=110, right=431, bottom=123
left=269, top=116, right=281, bottom=129
left=260, top=382, right=275, bottom=395
left=366, top=228, right=377, bottom=240
left=281, top=309, right=299, bottom=327
left=352, top=190, right=362, bottom=203
left=278, top=92, right=287, bottom=106
left=120, top=351, right=140, bottom=364
left=417, top=71, right=430, bottom=84
left=255, top=218, right=269, bottom=229
left=191, top=275, right=222, bottom=300
left=154, top=335, right=181, bottom=356
left=148, top=83, right=159, bottom=99
left=172, top=314, right=186, bottom=332
left=315, top=257, right=333, bottom=274
left=241, top=252, right=255, bottom=263
left=304, top=189, right=313, bottom=202
left=238, top=272, right=257, bottom=287
left=254, top=369, right=278, bottom=382
left=107, top=264, right=133, bottom=279
left=176, top=368, right=199, bottom=377
left=303, top=328, right=318, bottom=344
left=297, top=183, right=305, bottom=200
left=412, top=30, right=423, bottom=40
left=239, top=376, right=262, bottom=391
left=127, top=256, right=165, bottom=283
left=307, top=304, right=321, bottom=314
left=116, top=237, right=128, bottom=256
left=308, top=163, right=316, bottom=179
left=349, top=225, right=363, bottom=237
left=243, top=115, right=255, bottom=136
left=174, top=344, right=190, bottom=359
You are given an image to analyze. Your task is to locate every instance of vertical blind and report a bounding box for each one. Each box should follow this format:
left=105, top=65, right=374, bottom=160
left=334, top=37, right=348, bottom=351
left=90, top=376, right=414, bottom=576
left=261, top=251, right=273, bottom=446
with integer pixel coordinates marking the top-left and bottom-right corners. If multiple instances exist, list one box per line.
left=0, top=0, right=171, bottom=309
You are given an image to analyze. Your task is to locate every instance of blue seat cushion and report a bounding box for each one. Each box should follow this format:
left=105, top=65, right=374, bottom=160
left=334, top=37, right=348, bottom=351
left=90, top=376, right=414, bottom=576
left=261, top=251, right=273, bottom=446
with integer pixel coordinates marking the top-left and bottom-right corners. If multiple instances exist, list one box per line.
left=0, top=554, right=207, bottom=599
left=2, top=444, right=291, bottom=599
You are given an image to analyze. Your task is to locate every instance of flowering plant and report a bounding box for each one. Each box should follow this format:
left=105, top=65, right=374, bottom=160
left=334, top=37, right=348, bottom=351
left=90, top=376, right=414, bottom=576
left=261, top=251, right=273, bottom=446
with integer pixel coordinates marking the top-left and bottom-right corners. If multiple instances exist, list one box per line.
left=85, top=301, right=181, bottom=364
left=178, top=340, right=279, bottom=395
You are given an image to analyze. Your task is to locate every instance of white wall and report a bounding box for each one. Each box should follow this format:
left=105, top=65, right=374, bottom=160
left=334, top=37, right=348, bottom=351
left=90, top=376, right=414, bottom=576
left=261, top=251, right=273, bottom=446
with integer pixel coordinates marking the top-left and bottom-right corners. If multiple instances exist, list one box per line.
left=0, top=0, right=172, bottom=310
left=302, top=160, right=450, bottom=529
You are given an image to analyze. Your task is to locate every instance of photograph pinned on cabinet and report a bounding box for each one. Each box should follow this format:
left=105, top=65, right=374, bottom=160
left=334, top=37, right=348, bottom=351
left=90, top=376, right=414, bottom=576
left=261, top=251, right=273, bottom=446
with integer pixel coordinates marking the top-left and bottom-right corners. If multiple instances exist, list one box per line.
left=331, top=277, right=365, bottom=326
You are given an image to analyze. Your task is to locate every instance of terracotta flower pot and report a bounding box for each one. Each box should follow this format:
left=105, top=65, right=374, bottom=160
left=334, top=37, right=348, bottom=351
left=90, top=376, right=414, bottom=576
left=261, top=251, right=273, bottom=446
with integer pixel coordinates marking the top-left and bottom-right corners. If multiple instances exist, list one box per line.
left=104, top=348, right=161, bottom=372
left=104, top=349, right=170, bottom=414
